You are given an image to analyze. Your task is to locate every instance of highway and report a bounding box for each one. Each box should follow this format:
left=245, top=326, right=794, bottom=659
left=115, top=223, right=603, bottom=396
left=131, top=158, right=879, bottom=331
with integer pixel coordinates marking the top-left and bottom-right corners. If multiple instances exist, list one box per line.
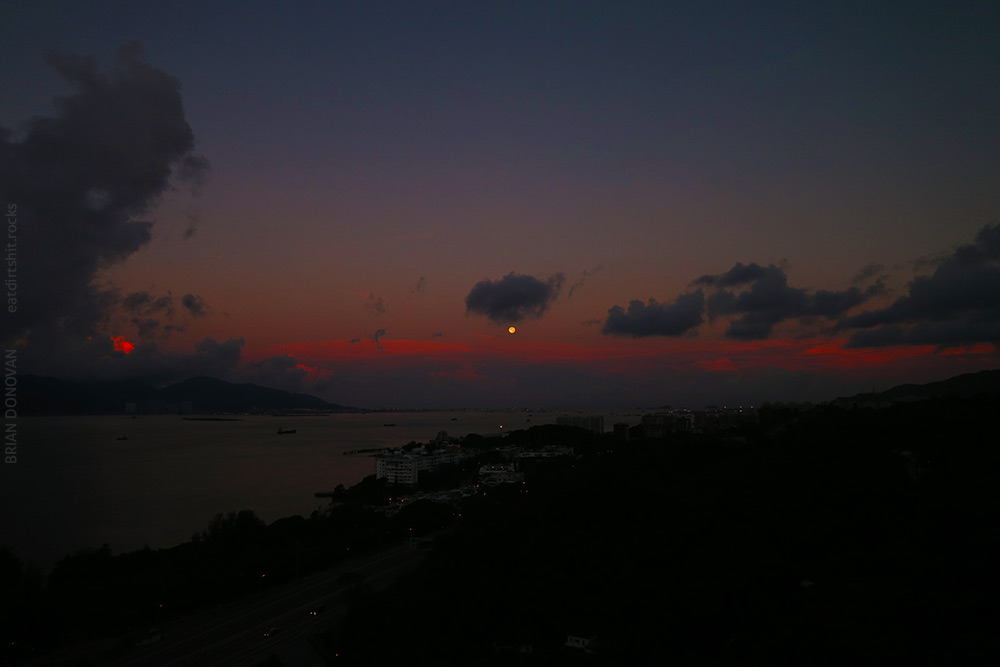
left=113, top=540, right=428, bottom=666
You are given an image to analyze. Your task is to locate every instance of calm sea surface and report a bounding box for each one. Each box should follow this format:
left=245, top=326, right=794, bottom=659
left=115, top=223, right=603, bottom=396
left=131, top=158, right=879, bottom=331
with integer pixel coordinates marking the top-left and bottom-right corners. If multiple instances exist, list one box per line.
left=0, top=411, right=577, bottom=570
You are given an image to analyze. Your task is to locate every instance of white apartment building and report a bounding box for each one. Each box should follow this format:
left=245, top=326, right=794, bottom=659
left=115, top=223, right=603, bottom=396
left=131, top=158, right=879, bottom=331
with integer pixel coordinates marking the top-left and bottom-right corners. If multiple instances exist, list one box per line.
left=375, top=446, right=469, bottom=485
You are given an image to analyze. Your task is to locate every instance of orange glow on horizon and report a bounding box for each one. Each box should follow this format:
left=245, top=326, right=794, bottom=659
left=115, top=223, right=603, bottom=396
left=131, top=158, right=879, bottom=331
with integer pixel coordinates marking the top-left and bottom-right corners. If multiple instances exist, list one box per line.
left=939, top=343, right=996, bottom=356
left=245, top=334, right=975, bottom=388
left=254, top=335, right=953, bottom=367
left=802, top=340, right=937, bottom=368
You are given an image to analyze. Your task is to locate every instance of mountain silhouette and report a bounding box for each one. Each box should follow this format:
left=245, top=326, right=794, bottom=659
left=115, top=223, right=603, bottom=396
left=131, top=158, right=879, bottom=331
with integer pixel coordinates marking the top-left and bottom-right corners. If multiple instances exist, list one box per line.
left=833, top=368, right=1000, bottom=407
left=18, top=374, right=358, bottom=414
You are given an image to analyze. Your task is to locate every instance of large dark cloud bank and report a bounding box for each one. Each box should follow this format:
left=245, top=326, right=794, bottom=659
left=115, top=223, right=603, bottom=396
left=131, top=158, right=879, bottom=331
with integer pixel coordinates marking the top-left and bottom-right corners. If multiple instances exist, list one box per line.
left=600, top=223, right=1000, bottom=351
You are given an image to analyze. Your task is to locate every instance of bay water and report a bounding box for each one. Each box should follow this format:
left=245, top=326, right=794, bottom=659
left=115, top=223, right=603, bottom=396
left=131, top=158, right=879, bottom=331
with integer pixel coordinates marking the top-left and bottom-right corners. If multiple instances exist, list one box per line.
left=0, top=411, right=547, bottom=570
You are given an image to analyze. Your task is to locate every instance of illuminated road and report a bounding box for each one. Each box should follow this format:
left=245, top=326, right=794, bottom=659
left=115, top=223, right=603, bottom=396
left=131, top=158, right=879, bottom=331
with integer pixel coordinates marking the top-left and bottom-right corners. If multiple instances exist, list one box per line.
left=114, top=540, right=427, bottom=666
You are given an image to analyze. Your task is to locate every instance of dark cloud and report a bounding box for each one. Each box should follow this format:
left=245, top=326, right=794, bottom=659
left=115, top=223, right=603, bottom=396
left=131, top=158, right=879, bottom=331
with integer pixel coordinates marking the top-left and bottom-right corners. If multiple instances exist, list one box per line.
left=150, top=296, right=174, bottom=314
left=349, top=337, right=361, bottom=344
left=701, top=263, right=871, bottom=340
left=841, top=224, right=1000, bottom=348
left=19, top=335, right=242, bottom=386
left=430, top=332, right=443, bottom=338
left=366, top=292, right=387, bottom=315
left=131, top=317, right=171, bottom=338
left=604, top=261, right=875, bottom=341
left=109, top=336, right=242, bottom=385
left=374, top=328, right=387, bottom=350
left=849, top=263, right=889, bottom=300
left=846, top=321, right=1000, bottom=349
left=117, top=291, right=205, bottom=339
left=852, top=263, right=886, bottom=284
left=181, top=293, right=207, bottom=318
left=188, top=337, right=244, bottom=374
left=123, top=292, right=153, bottom=312
left=12, top=326, right=319, bottom=395
left=694, top=262, right=772, bottom=288
left=231, top=354, right=308, bottom=392
left=465, top=272, right=565, bottom=324
left=0, top=42, right=207, bottom=359
left=602, top=291, right=705, bottom=337
left=414, top=276, right=427, bottom=294
left=122, top=291, right=175, bottom=318
left=182, top=210, right=200, bottom=240
left=954, top=224, right=1000, bottom=266
left=567, top=265, right=602, bottom=299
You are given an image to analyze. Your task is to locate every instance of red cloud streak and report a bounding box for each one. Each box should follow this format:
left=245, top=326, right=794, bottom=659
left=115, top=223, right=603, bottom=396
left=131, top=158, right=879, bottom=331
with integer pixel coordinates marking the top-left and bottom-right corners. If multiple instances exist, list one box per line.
left=251, top=336, right=959, bottom=379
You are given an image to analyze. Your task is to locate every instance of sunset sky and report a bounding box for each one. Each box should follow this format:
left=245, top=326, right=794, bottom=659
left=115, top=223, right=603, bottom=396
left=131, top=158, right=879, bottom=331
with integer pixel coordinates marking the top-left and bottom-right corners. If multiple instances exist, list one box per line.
left=2, top=1, right=998, bottom=408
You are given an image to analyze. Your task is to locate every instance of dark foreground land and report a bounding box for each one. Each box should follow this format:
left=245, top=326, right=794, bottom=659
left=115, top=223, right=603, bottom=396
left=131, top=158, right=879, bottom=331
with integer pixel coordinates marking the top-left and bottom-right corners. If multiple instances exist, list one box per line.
left=3, top=391, right=999, bottom=665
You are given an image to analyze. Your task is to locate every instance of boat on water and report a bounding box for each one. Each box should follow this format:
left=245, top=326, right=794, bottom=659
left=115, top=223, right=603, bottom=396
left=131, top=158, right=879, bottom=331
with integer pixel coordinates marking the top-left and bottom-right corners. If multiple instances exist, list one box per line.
left=277, top=428, right=296, bottom=435
left=383, top=423, right=396, bottom=427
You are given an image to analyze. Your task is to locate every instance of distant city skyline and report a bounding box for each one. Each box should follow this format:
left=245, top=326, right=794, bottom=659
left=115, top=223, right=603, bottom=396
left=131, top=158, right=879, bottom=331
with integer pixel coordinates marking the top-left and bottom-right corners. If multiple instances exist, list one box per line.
left=2, top=1, right=999, bottom=408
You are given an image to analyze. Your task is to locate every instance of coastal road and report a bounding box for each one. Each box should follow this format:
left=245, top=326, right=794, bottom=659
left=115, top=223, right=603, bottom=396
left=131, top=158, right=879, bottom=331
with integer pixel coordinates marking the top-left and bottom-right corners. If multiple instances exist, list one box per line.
left=113, top=540, right=428, bottom=666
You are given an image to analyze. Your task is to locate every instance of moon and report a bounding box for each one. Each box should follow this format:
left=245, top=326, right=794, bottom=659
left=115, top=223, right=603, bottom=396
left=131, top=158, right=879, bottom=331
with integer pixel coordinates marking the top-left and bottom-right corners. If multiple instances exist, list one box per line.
left=508, top=326, right=516, bottom=334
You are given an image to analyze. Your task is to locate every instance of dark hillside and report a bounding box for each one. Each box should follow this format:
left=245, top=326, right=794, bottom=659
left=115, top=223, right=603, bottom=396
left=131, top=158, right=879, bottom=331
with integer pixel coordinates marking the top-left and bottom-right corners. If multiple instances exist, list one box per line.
left=335, top=395, right=1000, bottom=664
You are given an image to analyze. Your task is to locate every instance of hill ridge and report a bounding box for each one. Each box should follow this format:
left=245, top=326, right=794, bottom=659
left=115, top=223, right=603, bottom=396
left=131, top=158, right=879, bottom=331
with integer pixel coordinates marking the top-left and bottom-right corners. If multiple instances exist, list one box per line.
left=18, top=374, right=360, bottom=414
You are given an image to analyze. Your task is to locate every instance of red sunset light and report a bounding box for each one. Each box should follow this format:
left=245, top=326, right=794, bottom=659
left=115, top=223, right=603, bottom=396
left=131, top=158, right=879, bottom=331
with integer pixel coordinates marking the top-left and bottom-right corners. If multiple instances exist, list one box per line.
left=111, top=336, right=134, bottom=354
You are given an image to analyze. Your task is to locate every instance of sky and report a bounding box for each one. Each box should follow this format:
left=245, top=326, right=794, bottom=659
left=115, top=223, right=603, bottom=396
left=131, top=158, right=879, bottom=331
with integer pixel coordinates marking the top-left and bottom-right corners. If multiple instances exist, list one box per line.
left=2, top=0, right=999, bottom=409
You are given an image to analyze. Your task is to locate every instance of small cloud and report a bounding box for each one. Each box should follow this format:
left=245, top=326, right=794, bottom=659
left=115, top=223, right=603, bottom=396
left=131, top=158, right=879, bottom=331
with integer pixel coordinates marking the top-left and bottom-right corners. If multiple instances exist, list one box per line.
left=122, top=292, right=151, bottom=312
left=232, top=353, right=308, bottom=392
left=366, top=291, right=387, bottom=315
left=374, top=328, right=386, bottom=350
left=182, top=210, right=200, bottom=240
left=852, top=263, right=885, bottom=285
left=430, top=332, right=443, bottom=338
left=119, top=291, right=189, bottom=339
left=465, top=272, right=564, bottom=325
left=693, top=262, right=772, bottom=288
left=151, top=296, right=174, bottom=314
left=349, top=337, right=361, bottom=344
left=567, top=265, right=603, bottom=299
left=122, top=291, right=173, bottom=316
left=130, top=317, right=170, bottom=338
left=181, top=293, right=207, bottom=318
